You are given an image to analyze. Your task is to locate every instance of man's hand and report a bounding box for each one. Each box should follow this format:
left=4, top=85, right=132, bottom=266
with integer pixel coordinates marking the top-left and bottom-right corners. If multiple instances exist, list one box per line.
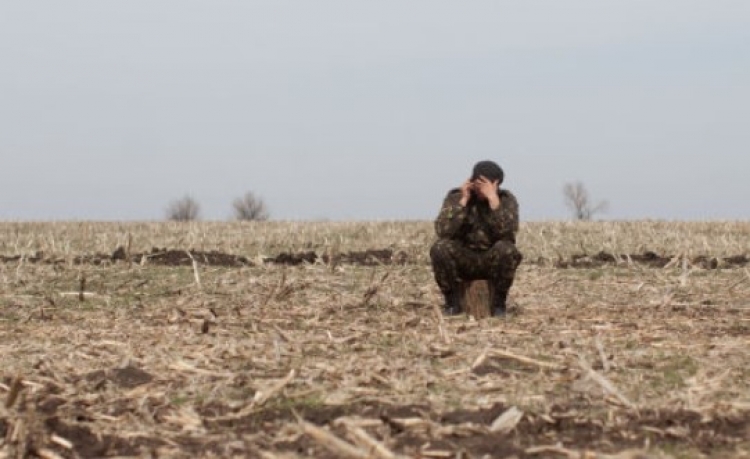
left=475, top=176, right=501, bottom=209
left=459, top=179, right=473, bottom=207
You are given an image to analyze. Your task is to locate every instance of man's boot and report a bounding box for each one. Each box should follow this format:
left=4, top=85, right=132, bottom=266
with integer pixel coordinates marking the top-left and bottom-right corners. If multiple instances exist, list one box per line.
left=442, top=290, right=461, bottom=316
left=492, top=277, right=514, bottom=317
left=491, top=289, right=508, bottom=317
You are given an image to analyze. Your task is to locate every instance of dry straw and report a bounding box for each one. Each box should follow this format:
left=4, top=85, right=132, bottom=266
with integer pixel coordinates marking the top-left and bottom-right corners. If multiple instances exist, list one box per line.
left=0, top=221, right=749, bottom=457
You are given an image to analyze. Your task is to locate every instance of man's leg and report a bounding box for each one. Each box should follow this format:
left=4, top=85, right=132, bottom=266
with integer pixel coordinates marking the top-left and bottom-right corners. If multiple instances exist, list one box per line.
left=430, top=239, right=482, bottom=315
left=484, top=241, right=523, bottom=316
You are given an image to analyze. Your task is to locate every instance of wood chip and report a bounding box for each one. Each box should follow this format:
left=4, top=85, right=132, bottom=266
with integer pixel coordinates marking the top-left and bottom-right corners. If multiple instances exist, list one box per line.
left=490, top=406, right=524, bottom=434
left=5, top=375, right=24, bottom=409
left=50, top=434, right=74, bottom=449
left=298, top=418, right=370, bottom=459
left=36, top=449, right=66, bottom=459
left=254, top=369, right=296, bottom=406
left=578, top=356, right=636, bottom=410
left=339, top=419, right=402, bottom=459
left=488, top=349, right=566, bottom=371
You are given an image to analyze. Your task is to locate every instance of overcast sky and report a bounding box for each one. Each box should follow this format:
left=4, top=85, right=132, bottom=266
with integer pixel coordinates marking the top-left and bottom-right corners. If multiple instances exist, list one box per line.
left=1, top=1, right=748, bottom=221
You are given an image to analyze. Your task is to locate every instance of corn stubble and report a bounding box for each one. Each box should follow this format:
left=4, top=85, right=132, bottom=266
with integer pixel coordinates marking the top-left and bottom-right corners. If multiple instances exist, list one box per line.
left=0, top=221, right=749, bottom=458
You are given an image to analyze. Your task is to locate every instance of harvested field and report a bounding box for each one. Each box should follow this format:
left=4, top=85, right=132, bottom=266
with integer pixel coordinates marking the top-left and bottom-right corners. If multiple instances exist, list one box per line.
left=1, top=221, right=749, bottom=458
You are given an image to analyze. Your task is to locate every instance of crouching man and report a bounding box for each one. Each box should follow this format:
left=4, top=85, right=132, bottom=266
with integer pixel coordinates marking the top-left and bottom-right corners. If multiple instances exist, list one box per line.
left=430, top=160, right=522, bottom=317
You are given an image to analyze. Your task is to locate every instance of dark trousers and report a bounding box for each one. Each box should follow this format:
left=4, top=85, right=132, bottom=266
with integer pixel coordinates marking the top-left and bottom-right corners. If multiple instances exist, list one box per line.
left=429, top=239, right=522, bottom=295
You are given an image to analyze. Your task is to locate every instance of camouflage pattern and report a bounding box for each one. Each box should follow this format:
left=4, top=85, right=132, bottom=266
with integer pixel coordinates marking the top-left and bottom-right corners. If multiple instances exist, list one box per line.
left=430, top=189, right=522, bottom=297
left=435, top=189, right=519, bottom=249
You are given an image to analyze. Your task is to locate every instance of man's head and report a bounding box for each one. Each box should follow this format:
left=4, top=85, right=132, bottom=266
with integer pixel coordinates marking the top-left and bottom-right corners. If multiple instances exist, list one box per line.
left=471, top=160, right=504, bottom=185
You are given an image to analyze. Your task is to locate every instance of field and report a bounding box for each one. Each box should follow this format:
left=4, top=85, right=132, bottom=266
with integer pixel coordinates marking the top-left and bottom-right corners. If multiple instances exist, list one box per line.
left=1, top=221, right=749, bottom=459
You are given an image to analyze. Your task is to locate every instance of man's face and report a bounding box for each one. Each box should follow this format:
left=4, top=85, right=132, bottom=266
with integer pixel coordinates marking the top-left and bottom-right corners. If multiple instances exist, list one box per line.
left=469, top=180, right=483, bottom=200
left=471, top=176, right=500, bottom=201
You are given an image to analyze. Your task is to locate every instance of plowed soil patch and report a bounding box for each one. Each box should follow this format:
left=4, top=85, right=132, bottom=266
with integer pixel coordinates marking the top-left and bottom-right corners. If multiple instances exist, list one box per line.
left=0, top=249, right=254, bottom=267
left=3, top=248, right=748, bottom=269
left=116, top=247, right=253, bottom=267
left=554, top=251, right=750, bottom=269
left=22, top=398, right=744, bottom=458
left=264, top=248, right=409, bottom=266
left=0, top=248, right=412, bottom=267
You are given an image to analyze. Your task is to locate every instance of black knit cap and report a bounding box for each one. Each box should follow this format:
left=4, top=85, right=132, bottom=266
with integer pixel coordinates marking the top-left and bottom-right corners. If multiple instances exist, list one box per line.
left=471, top=160, right=504, bottom=184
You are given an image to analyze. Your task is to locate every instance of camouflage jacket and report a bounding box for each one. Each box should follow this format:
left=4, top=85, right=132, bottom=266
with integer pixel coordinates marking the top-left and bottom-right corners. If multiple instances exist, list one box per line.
left=434, top=188, right=519, bottom=249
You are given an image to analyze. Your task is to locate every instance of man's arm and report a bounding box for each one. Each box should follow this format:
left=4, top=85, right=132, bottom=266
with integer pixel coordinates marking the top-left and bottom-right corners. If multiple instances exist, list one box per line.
left=435, top=190, right=468, bottom=239
left=486, top=190, right=519, bottom=241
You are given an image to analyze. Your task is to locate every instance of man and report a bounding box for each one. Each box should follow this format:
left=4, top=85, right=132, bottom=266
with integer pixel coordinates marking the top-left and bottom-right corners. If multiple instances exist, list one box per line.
left=430, top=160, right=522, bottom=317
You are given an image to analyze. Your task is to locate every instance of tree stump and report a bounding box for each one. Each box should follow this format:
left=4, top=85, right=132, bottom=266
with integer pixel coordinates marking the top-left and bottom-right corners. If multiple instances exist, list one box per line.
left=459, top=280, right=494, bottom=319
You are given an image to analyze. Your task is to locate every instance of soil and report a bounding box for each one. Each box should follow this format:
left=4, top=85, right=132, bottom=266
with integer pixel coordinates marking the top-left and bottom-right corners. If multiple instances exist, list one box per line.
left=264, top=249, right=410, bottom=266
left=0, top=247, right=411, bottom=268
left=2, top=247, right=749, bottom=270
left=0, top=248, right=254, bottom=267
left=3, top=222, right=749, bottom=458
left=124, top=247, right=254, bottom=267
left=3, top=248, right=748, bottom=270
left=264, top=250, right=319, bottom=266
left=553, top=251, right=750, bottom=269
left=21, top=392, right=750, bottom=458
left=82, top=365, right=154, bottom=389
left=44, top=416, right=149, bottom=457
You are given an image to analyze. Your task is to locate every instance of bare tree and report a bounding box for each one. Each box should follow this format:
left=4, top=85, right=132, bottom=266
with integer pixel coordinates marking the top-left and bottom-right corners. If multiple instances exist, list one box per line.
left=563, top=181, right=608, bottom=220
left=165, top=195, right=201, bottom=222
left=232, top=191, right=269, bottom=221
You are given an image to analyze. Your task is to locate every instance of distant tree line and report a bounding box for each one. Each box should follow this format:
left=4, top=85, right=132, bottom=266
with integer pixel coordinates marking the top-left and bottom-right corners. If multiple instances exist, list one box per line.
left=166, top=183, right=606, bottom=222
left=165, top=191, right=269, bottom=222
left=563, top=181, right=608, bottom=220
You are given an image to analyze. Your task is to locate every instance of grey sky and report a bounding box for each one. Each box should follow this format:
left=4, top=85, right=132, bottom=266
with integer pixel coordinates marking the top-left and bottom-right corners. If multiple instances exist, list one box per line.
left=1, top=1, right=748, bottom=221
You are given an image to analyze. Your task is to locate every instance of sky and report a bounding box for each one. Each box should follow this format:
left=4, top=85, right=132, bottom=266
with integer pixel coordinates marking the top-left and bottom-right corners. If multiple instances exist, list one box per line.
left=1, top=1, right=749, bottom=221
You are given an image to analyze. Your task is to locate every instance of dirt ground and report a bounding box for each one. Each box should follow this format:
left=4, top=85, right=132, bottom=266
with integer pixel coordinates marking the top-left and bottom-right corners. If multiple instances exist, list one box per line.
left=1, top=228, right=749, bottom=458
left=5, top=247, right=749, bottom=270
